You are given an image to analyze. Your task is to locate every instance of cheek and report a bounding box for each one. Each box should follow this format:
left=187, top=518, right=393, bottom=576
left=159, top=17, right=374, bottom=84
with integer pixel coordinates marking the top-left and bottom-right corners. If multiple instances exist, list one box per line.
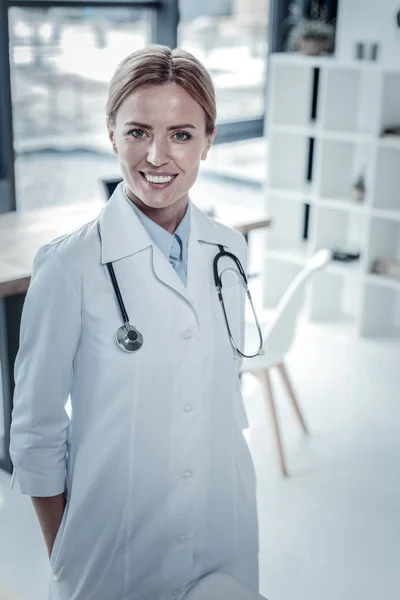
left=119, top=143, right=142, bottom=164
left=174, top=145, right=203, bottom=172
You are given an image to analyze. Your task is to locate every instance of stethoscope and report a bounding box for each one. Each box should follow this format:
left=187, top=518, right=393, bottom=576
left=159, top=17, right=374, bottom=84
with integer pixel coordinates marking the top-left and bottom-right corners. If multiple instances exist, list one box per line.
left=100, top=224, right=263, bottom=358
left=213, top=244, right=263, bottom=358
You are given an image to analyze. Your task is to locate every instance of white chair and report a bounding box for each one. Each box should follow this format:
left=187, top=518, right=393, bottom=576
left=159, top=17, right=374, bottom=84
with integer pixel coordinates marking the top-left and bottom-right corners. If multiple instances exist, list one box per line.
left=241, top=249, right=332, bottom=476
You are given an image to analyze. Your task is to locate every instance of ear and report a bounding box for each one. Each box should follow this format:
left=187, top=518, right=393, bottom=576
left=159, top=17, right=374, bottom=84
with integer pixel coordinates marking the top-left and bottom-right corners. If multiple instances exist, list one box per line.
left=201, top=128, right=216, bottom=161
left=107, top=119, right=118, bottom=155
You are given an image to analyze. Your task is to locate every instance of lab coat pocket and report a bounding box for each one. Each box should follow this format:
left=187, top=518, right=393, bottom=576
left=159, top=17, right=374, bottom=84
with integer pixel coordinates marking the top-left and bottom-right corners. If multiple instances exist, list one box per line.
left=49, top=499, right=70, bottom=576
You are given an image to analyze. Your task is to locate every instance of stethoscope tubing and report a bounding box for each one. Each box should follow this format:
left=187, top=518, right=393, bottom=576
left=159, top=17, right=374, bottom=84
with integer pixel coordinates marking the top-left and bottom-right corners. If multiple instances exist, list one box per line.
left=99, top=223, right=263, bottom=357
left=213, top=245, right=264, bottom=359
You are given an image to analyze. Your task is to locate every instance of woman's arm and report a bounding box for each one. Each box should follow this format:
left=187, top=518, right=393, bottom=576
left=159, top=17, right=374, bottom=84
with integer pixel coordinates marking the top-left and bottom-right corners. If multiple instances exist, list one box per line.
left=32, top=493, right=66, bottom=557
left=10, top=243, right=81, bottom=508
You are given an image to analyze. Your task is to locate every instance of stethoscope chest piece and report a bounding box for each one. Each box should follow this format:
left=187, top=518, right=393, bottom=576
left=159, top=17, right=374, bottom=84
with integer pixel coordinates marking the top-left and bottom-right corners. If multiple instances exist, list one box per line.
left=117, top=323, right=143, bottom=352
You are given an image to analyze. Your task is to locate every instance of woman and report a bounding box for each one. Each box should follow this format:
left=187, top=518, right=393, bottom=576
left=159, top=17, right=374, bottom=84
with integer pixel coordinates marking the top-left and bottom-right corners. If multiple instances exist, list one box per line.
left=10, top=45, right=259, bottom=600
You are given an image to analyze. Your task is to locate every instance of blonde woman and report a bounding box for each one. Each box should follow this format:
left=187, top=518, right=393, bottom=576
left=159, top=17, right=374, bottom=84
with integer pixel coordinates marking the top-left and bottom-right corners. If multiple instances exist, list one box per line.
left=10, top=45, right=259, bottom=600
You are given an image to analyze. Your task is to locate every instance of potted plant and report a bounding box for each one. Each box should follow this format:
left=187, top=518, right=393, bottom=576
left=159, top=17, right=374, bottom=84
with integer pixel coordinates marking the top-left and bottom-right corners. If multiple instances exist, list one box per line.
left=284, top=1, right=336, bottom=56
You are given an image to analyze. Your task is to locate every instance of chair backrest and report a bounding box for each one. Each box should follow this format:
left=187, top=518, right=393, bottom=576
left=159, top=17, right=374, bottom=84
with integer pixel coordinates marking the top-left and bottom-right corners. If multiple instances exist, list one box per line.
left=262, top=249, right=331, bottom=364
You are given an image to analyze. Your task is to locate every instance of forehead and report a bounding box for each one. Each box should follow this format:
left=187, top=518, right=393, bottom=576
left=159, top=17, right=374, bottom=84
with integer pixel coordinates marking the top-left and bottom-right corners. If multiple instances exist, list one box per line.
left=116, top=82, right=206, bottom=128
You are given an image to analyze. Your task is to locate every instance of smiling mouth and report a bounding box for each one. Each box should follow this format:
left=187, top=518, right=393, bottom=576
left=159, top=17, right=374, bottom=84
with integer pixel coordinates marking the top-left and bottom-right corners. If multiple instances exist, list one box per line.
left=140, top=172, right=178, bottom=185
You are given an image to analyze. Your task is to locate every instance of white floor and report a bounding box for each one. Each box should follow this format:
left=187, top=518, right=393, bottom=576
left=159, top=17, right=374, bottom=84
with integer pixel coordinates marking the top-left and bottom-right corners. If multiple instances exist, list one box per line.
left=1, top=318, right=400, bottom=600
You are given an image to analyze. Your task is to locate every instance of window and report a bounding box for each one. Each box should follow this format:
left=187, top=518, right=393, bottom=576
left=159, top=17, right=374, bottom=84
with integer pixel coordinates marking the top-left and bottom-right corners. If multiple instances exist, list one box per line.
left=9, top=6, right=151, bottom=210
left=178, top=0, right=269, bottom=124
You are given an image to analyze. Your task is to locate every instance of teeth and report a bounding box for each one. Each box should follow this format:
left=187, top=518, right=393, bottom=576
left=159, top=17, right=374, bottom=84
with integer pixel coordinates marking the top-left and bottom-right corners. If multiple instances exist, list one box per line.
left=144, top=174, right=174, bottom=184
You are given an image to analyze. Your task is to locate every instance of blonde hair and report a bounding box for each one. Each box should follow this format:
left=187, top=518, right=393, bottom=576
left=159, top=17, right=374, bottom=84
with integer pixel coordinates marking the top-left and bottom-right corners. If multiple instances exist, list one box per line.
left=106, top=45, right=216, bottom=135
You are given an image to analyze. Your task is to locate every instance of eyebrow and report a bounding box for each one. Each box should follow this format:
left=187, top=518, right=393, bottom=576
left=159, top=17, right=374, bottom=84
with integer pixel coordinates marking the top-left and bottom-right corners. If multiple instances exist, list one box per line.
left=123, top=121, right=197, bottom=131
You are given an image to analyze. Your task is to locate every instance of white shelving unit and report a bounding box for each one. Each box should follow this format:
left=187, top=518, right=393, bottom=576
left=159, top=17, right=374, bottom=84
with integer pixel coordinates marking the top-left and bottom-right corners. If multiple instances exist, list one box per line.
left=264, top=54, right=400, bottom=340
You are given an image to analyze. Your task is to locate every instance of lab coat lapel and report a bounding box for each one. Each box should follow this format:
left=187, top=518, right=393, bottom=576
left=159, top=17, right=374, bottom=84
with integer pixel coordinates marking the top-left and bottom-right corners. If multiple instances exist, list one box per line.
left=98, top=183, right=187, bottom=298
left=99, top=187, right=230, bottom=303
left=98, top=183, right=152, bottom=264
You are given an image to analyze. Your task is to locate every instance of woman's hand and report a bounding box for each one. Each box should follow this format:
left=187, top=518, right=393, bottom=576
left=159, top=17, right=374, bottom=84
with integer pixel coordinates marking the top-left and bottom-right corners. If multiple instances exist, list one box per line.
left=31, top=493, right=66, bottom=558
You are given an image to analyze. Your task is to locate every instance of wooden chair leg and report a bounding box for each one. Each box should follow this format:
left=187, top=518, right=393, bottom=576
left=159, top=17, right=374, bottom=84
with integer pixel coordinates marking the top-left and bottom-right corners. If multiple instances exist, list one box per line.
left=257, top=369, right=288, bottom=477
left=277, top=362, right=309, bottom=435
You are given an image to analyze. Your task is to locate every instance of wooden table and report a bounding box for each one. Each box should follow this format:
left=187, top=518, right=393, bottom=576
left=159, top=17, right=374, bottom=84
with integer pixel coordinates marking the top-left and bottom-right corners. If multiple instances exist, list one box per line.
left=0, top=201, right=271, bottom=472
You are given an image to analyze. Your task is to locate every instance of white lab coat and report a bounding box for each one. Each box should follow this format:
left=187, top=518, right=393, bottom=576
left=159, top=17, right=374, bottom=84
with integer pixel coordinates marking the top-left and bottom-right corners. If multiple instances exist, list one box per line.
left=10, top=185, right=259, bottom=600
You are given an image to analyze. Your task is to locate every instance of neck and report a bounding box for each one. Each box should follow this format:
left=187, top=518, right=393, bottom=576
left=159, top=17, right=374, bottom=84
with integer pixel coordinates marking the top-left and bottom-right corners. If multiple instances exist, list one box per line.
left=125, top=188, right=188, bottom=234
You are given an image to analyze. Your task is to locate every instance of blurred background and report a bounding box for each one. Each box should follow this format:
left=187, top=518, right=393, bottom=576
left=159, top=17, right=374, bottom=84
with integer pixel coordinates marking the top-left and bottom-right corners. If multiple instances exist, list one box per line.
left=7, top=0, right=269, bottom=208
left=1, top=1, right=400, bottom=599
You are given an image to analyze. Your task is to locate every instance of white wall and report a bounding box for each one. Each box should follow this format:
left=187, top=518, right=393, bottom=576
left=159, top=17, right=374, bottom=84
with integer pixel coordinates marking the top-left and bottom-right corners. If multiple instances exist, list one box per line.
left=336, top=0, right=400, bottom=67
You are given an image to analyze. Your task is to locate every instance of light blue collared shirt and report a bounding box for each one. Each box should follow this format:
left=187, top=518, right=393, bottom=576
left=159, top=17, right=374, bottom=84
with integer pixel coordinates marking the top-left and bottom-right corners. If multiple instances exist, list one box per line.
left=123, top=186, right=190, bottom=287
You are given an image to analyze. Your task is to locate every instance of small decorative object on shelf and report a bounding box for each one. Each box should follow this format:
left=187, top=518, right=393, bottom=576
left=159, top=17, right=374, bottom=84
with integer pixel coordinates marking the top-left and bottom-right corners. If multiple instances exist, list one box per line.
left=355, top=41, right=365, bottom=60
left=354, top=41, right=380, bottom=62
left=370, top=42, right=379, bottom=61
left=332, top=249, right=361, bottom=263
left=381, top=124, right=400, bottom=139
left=371, top=258, right=400, bottom=280
left=352, top=172, right=366, bottom=203
left=284, top=1, right=336, bottom=56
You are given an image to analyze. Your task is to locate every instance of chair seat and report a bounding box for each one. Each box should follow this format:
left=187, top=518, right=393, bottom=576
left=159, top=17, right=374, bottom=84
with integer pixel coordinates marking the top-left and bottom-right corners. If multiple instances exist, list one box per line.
left=183, top=573, right=267, bottom=600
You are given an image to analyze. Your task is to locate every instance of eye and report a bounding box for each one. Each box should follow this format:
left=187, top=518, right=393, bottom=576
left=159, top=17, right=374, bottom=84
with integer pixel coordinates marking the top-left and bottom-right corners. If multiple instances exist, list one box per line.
left=127, top=128, right=147, bottom=139
left=174, top=131, right=191, bottom=141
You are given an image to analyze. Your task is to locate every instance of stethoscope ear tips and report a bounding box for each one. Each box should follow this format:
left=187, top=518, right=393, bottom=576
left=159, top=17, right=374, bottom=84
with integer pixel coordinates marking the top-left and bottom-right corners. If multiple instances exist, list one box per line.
left=117, top=324, right=143, bottom=352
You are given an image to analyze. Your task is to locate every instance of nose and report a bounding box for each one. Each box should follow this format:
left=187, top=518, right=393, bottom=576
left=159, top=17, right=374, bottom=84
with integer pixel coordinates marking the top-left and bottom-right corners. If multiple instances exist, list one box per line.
left=146, top=137, right=169, bottom=167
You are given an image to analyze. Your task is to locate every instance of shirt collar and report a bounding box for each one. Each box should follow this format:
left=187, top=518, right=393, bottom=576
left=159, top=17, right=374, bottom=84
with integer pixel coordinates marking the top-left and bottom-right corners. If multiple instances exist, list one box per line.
left=122, top=184, right=190, bottom=259
left=98, top=182, right=231, bottom=265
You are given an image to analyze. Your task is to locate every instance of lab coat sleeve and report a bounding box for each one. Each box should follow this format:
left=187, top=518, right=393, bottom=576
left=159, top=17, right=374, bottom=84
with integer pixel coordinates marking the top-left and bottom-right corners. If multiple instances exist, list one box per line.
left=9, top=244, right=81, bottom=497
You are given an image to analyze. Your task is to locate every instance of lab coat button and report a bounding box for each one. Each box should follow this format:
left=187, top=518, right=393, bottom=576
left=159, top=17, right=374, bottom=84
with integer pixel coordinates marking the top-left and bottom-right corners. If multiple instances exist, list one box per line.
left=183, top=331, right=193, bottom=340
left=183, top=470, right=193, bottom=479
left=185, top=404, right=193, bottom=413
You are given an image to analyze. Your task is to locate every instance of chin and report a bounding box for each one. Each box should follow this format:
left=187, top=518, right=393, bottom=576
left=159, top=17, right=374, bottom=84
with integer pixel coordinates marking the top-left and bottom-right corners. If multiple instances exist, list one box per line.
left=141, top=190, right=188, bottom=209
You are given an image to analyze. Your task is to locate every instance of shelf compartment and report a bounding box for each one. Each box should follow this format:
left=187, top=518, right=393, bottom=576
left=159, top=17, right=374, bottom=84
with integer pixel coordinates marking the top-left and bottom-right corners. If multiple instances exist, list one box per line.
left=365, top=273, right=400, bottom=292
left=321, top=67, right=381, bottom=135
left=372, top=145, right=400, bottom=212
left=326, top=259, right=362, bottom=277
left=380, top=72, right=400, bottom=134
left=378, top=136, right=400, bottom=150
left=269, top=63, right=315, bottom=127
left=309, top=270, right=360, bottom=330
left=360, top=283, right=400, bottom=338
left=371, top=208, right=400, bottom=222
left=268, top=132, right=314, bottom=192
left=367, top=217, right=400, bottom=271
left=314, top=206, right=366, bottom=264
left=266, top=247, right=310, bottom=266
left=265, top=196, right=313, bottom=255
left=262, top=258, right=304, bottom=310
left=318, top=139, right=373, bottom=202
